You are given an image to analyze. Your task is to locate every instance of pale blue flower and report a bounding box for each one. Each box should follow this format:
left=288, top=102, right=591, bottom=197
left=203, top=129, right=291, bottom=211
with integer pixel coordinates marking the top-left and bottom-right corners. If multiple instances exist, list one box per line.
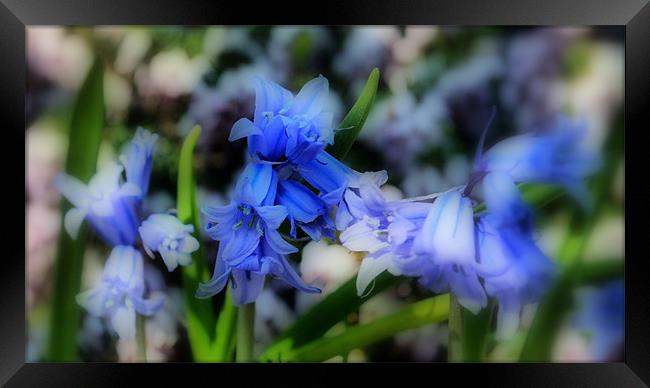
left=338, top=177, right=432, bottom=295
left=120, top=127, right=158, bottom=198
left=55, top=162, right=142, bottom=246
left=476, top=172, right=555, bottom=337
left=412, top=190, right=487, bottom=314
left=76, top=245, right=164, bottom=339
left=229, top=76, right=334, bottom=164
left=139, top=213, right=200, bottom=272
left=480, top=115, right=599, bottom=202
left=196, top=237, right=320, bottom=305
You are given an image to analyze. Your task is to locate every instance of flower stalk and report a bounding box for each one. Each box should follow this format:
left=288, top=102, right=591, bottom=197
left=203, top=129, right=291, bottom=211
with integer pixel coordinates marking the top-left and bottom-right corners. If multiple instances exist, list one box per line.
left=236, top=303, right=256, bottom=362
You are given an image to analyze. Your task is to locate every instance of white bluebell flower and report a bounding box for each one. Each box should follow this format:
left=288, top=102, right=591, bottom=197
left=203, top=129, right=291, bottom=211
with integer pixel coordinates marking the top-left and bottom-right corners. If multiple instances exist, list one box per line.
left=139, top=214, right=200, bottom=272
left=338, top=177, right=432, bottom=295
left=76, top=245, right=164, bottom=339
left=229, top=76, right=334, bottom=165
left=55, top=162, right=142, bottom=246
left=120, top=127, right=158, bottom=198
left=412, top=190, right=487, bottom=314
left=476, top=172, right=555, bottom=337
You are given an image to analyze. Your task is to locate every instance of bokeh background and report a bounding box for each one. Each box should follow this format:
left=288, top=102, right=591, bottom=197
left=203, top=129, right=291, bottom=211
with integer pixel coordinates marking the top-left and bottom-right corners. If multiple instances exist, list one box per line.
left=26, top=26, right=624, bottom=362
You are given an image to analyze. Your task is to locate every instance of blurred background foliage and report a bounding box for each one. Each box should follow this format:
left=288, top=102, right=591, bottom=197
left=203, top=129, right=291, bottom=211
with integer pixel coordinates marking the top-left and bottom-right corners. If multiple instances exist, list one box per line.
left=26, top=26, right=623, bottom=362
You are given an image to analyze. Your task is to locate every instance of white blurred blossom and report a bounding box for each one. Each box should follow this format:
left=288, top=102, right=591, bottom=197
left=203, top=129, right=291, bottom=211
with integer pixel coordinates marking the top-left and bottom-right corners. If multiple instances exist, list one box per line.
left=27, top=27, right=93, bottom=90
left=136, top=49, right=209, bottom=99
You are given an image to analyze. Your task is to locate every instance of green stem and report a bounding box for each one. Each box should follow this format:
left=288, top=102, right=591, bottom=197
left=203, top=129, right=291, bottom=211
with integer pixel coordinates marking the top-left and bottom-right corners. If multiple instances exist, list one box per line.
left=281, top=294, right=449, bottom=362
left=236, top=303, right=255, bottom=362
left=447, top=295, right=463, bottom=362
left=136, top=314, right=147, bottom=362
left=212, top=288, right=238, bottom=361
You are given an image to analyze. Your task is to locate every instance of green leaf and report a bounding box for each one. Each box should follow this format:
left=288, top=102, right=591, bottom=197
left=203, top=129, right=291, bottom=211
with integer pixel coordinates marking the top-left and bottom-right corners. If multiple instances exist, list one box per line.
left=282, top=294, right=449, bottom=362
left=259, top=271, right=398, bottom=361
left=327, top=68, right=380, bottom=160
left=211, top=288, right=238, bottom=362
left=448, top=296, right=495, bottom=362
left=46, top=60, right=105, bottom=361
left=519, top=259, right=623, bottom=361
left=177, top=125, right=217, bottom=361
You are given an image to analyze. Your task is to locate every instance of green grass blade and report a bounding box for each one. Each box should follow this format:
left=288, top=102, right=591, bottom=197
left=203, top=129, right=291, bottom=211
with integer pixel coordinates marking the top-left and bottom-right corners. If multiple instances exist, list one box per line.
left=283, top=294, right=449, bottom=362
left=519, top=259, right=623, bottom=361
left=259, top=271, right=398, bottom=361
left=177, top=125, right=217, bottom=361
left=327, top=68, right=379, bottom=160
left=46, top=59, right=105, bottom=361
left=212, top=288, right=238, bottom=361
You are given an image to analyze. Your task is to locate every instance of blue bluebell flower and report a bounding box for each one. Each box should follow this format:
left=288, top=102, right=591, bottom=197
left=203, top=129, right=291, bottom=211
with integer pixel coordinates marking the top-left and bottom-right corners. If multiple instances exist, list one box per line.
left=229, top=76, right=334, bottom=165
left=412, top=190, right=487, bottom=313
left=276, top=179, right=336, bottom=241
left=195, top=237, right=321, bottom=305
left=120, top=128, right=158, bottom=199
left=573, top=280, right=624, bottom=360
left=480, top=115, right=599, bottom=203
left=76, top=245, right=164, bottom=339
left=139, top=213, right=200, bottom=272
left=199, top=162, right=320, bottom=302
left=55, top=162, right=142, bottom=246
left=476, top=172, right=555, bottom=337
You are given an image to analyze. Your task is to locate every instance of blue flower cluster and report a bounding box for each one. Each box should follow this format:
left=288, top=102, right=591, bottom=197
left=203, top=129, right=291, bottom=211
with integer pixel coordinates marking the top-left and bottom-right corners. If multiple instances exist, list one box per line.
left=56, top=128, right=199, bottom=339
left=198, top=75, right=598, bottom=333
left=339, top=115, right=598, bottom=336
left=197, top=76, right=391, bottom=305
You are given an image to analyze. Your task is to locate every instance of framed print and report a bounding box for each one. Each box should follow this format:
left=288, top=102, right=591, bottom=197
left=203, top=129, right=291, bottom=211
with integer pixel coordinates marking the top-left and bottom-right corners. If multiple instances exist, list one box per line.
left=4, top=0, right=650, bottom=386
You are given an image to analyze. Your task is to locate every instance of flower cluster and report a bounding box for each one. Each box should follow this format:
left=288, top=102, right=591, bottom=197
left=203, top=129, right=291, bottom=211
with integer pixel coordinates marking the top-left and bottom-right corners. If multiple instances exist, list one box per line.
left=198, top=74, right=598, bottom=334
left=197, top=76, right=388, bottom=305
left=338, top=115, right=598, bottom=336
left=56, top=128, right=199, bottom=339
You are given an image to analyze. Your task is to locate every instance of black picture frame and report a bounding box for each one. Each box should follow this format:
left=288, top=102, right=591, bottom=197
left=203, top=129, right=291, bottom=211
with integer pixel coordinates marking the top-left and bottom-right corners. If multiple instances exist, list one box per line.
left=6, top=0, right=649, bottom=386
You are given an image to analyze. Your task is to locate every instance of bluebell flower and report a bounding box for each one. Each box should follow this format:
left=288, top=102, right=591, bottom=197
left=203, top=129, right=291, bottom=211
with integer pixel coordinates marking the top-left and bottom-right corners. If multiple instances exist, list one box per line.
left=139, top=213, right=200, bottom=272
left=196, top=237, right=320, bottom=305
left=338, top=177, right=432, bottom=295
left=55, top=162, right=142, bottom=246
left=276, top=179, right=336, bottom=241
left=480, top=115, right=599, bottom=203
left=476, top=172, right=555, bottom=337
left=76, top=245, right=164, bottom=339
left=202, top=163, right=296, bottom=262
left=573, top=280, right=624, bottom=360
left=120, top=127, right=158, bottom=199
left=411, top=190, right=487, bottom=314
left=229, top=76, right=334, bottom=165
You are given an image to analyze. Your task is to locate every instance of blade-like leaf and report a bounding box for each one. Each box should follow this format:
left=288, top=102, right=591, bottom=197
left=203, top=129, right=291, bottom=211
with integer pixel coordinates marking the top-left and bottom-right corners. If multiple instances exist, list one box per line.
left=519, top=259, right=623, bottom=361
left=327, top=68, right=380, bottom=160
left=177, top=125, right=217, bottom=361
left=47, top=59, right=105, bottom=361
left=282, top=294, right=449, bottom=362
left=259, top=271, right=398, bottom=361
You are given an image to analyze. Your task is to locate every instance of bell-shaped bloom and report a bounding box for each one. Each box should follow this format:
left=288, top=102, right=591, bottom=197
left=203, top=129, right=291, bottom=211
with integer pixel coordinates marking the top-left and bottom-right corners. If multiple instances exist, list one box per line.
left=55, top=162, right=142, bottom=246
left=338, top=178, right=432, bottom=295
left=202, top=163, right=296, bottom=263
left=229, top=76, right=334, bottom=165
left=412, top=191, right=487, bottom=314
left=139, top=213, right=200, bottom=272
left=276, top=179, right=335, bottom=241
left=196, top=237, right=321, bottom=305
left=76, top=245, right=164, bottom=339
left=476, top=172, right=555, bottom=337
left=481, top=115, right=599, bottom=202
left=120, top=127, right=158, bottom=198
